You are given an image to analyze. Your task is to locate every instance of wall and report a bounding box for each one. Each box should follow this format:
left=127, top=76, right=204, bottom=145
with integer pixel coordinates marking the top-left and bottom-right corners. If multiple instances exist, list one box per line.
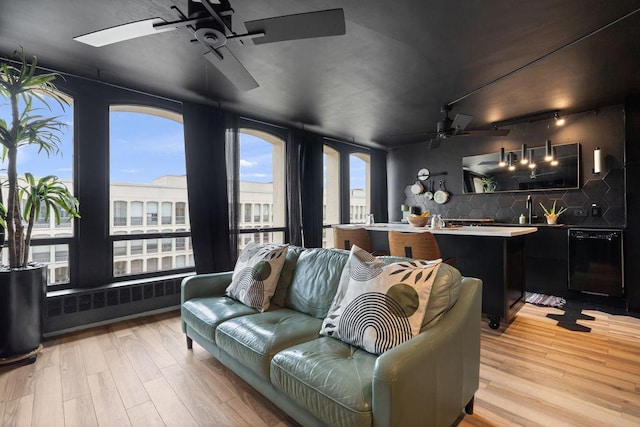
left=387, top=105, right=625, bottom=227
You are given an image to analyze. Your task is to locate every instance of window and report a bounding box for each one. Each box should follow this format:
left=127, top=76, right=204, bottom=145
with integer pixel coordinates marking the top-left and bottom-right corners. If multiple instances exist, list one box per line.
left=55, top=245, right=68, bottom=262
left=175, top=202, right=186, bottom=225
left=114, top=241, right=127, bottom=257
left=147, top=202, right=158, bottom=226
left=147, top=239, right=158, bottom=254
left=109, top=106, right=193, bottom=279
left=130, top=239, right=143, bottom=255
left=32, top=246, right=51, bottom=263
left=162, top=202, right=172, bottom=225
left=114, top=261, right=127, bottom=277
left=176, top=255, right=186, bottom=268
left=1, top=90, right=75, bottom=288
left=130, top=202, right=143, bottom=226
left=244, top=204, right=252, bottom=223
left=54, top=267, right=69, bottom=284
left=161, top=256, right=172, bottom=270
left=131, top=259, right=143, bottom=274
left=231, top=128, right=286, bottom=255
left=114, top=201, right=127, bottom=226
left=323, top=145, right=340, bottom=247
left=349, top=153, right=370, bottom=224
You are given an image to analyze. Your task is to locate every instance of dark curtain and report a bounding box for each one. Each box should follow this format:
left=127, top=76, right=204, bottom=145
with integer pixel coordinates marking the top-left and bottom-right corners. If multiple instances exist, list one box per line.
left=183, top=102, right=232, bottom=273
left=226, top=117, right=240, bottom=260
left=289, top=129, right=324, bottom=247
left=370, top=148, right=389, bottom=223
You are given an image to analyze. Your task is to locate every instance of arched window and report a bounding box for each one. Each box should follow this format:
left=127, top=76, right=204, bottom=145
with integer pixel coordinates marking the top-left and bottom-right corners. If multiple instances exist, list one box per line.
left=109, top=105, right=193, bottom=279
left=230, top=128, right=286, bottom=254
left=323, top=145, right=340, bottom=247
left=349, top=153, right=371, bottom=224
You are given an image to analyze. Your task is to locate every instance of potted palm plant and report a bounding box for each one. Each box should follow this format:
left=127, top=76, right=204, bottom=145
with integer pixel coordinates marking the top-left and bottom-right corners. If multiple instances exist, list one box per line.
left=0, top=50, right=79, bottom=362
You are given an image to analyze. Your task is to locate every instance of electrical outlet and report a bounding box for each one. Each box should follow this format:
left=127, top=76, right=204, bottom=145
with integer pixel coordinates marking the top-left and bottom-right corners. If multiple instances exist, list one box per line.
left=575, top=209, right=588, bottom=217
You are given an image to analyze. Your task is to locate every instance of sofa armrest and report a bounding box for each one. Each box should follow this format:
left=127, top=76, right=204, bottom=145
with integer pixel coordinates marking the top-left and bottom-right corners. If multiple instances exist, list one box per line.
left=371, top=277, right=482, bottom=427
left=181, top=271, right=234, bottom=303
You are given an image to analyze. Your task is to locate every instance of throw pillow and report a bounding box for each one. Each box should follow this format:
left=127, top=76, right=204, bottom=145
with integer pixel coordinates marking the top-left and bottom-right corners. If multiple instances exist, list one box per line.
left=226, top=242, right=289, bottom=311
left=321, top=245, right=442, bottom=354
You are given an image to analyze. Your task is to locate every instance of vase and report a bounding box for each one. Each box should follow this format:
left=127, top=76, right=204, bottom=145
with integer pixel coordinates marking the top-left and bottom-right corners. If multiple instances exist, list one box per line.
left=546, top=215, right=558, bottom=225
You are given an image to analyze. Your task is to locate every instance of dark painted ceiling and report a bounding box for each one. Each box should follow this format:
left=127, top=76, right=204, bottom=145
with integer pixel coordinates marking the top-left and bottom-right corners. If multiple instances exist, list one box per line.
left=1, top=0, right=639, bottom=149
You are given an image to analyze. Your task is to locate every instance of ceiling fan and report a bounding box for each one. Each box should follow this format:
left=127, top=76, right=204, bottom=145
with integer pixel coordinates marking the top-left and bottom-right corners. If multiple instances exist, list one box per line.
left=384, top=105, right=510, bottom=149
left=73, top=0, right=346, bottom=91
left=427, top=105, right=510, bottom=150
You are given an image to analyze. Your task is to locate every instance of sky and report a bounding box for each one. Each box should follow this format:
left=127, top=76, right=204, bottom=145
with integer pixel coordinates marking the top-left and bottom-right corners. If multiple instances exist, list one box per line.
left=2, top=96, right=366, bottom=189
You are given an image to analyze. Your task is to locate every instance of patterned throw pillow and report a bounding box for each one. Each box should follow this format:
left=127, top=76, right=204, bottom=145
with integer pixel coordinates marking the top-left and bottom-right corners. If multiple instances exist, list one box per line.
left=226, top=243, right=289, bottom=311
left=321, top=245, right=442, bottom=355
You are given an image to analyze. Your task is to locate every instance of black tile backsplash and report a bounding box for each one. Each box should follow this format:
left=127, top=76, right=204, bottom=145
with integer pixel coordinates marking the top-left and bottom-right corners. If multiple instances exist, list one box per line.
left=403, top=167, right=625, bottom=227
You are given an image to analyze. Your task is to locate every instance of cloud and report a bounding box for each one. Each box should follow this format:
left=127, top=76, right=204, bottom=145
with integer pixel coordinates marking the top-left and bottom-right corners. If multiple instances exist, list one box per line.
left=121, top=169, right=138, bottom=174
left=240, top=159, right=258, bottom=168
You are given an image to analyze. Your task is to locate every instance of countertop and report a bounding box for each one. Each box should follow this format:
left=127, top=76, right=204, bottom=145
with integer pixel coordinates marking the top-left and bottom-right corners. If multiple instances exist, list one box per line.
left=343, top=223, right=538, bottom=237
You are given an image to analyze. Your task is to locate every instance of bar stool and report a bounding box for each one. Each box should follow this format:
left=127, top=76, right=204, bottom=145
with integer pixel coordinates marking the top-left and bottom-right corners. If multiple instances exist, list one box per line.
left=333, top=226, right=387, bottom=255
left=387, top=230, right=456, bottom=265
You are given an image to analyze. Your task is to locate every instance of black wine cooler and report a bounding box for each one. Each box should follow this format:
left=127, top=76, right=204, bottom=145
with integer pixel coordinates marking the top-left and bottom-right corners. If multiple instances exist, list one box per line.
left=568, top=229, right=624, bottom=297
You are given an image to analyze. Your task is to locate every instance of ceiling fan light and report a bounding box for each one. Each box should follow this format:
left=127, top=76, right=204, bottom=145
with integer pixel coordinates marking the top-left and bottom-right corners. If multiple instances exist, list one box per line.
left=498, top=147, right=506, bottom=167
left=520, top=144, right=528, bottom=164
left=544, top=139, right=553, bottom=161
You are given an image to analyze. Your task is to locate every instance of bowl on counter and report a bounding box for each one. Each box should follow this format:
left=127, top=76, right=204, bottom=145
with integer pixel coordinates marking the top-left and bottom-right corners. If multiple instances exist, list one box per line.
left=407, top=215, right=429, bottom=228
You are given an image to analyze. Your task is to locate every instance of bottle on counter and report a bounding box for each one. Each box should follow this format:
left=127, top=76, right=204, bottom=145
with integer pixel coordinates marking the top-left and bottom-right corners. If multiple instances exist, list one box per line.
left=519, top=214, right=526, bottom=224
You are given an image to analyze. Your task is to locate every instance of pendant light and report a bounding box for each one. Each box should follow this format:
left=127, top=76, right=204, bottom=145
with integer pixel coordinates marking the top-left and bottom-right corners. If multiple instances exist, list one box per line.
left=498, top=147, right=506, bottom=167
left=520, top=143, right=528, bottom=164
left=528, top=148, right=536, bottom=169
left=507, top=152, right=516, bottom=171
left=544, top=139, right=553, bottom=161
left=550, top=147, right=558, bottom=166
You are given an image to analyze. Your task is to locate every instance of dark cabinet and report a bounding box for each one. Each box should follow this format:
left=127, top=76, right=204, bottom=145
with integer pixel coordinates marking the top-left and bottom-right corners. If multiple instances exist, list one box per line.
left=524, top=227, right=569, bottom=297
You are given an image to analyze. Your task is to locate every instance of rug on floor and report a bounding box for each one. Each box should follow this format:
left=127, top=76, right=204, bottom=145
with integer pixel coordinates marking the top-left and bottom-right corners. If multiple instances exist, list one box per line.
left=525, top=292, right=566, bottom=308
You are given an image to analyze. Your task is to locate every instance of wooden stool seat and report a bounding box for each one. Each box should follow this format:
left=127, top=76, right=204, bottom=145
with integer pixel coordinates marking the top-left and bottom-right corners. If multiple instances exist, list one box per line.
left=388, top=230, right=455, bottom=265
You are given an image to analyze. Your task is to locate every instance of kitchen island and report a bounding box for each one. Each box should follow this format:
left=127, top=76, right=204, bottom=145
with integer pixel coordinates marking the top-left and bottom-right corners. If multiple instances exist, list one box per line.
left=340, top=223, right=538, bottom=329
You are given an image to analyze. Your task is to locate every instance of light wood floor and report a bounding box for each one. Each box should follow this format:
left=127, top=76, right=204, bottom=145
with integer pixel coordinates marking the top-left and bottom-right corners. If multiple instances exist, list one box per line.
left=1, top=303, right=639, bottom=426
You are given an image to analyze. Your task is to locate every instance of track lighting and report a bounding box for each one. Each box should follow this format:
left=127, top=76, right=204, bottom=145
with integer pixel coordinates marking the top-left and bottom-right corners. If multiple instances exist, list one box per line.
left=544, top=139, right=553, bottom=161
left=507, top=152, right=515, bottom=171
left=498, top=147, right=506, bottom=167
left=520, top=144, right=528, bottom=164
left=554, top=112, right=565, bottom=126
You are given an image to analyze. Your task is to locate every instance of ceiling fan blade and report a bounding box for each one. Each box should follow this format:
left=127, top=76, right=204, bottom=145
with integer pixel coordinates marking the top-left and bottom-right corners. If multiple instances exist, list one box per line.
left=73, top=18, right=175, bottom=47
left=429, top=138, right=442, bottom=150
left=451, top=113, right=473, bottom=131
left=466, top=128, right=511, bottom=137
left=203, top=47, right=259, bottom=91
left=245, top=8, right=345, bottom=45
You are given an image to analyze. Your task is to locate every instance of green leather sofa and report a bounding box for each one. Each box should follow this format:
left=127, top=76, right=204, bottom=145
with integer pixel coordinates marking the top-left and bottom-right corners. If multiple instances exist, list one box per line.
left=181, top=246, right=482, bottom=427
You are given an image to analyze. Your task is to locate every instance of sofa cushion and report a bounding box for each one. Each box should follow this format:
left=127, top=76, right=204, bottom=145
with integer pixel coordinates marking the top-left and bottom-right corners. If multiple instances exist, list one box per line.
left=270, top=336, right=375, bottom=427
left=321, top=246, right=442, bottom=355
left=270, top=245, right=305, bottom=308
left=215, top=309, right=322, bottom=381
left=226, top=243, right=289, bottom=311
left=182, top=297, right=257, bottom=341
left=378, top=256, right=462, bottom=330
left=285, top=248, right=349, bottom=318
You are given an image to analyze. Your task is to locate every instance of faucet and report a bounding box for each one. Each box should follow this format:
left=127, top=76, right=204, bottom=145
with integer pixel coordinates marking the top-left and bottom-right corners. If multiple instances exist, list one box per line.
left=526, top=194, right=533, bottom=224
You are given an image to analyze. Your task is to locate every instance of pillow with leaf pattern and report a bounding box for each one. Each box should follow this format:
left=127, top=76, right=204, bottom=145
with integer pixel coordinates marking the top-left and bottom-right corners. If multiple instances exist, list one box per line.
left=321, top=245, right=442, bottom=355
left=226, top=242, right=289, bottom=311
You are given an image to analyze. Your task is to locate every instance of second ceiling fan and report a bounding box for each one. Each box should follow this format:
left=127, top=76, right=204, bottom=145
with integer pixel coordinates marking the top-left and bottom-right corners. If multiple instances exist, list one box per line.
left=73, top=0, right=346, bottom=91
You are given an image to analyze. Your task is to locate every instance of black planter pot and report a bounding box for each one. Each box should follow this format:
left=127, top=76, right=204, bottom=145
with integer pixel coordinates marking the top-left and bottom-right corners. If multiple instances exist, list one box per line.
left=0, top=264, right=47, bottom=358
